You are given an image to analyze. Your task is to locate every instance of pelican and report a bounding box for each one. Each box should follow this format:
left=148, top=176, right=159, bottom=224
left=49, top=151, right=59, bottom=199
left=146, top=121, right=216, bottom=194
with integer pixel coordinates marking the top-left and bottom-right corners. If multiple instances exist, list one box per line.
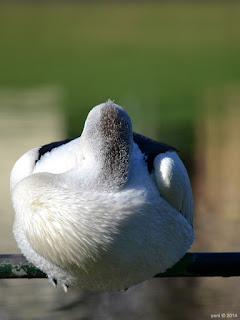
left=10, top=100, right=194, bottom=291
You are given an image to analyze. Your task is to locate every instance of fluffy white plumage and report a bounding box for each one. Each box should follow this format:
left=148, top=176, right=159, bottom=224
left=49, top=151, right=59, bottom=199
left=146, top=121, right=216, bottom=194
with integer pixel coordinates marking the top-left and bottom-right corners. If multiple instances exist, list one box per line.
left=11, top=100, right=194, bottom=291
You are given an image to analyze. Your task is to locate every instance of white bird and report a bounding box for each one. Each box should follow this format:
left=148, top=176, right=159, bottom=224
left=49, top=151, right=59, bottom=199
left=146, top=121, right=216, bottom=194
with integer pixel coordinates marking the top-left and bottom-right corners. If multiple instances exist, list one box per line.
left=10, top=100, right=194, bottom=292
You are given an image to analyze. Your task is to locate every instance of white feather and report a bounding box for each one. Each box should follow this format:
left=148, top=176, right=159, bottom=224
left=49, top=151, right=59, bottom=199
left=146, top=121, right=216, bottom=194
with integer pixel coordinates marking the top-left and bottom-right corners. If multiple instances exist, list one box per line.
left=11, top=100, right=194, bottom=291
left=154, top=151, right=193, bottom=226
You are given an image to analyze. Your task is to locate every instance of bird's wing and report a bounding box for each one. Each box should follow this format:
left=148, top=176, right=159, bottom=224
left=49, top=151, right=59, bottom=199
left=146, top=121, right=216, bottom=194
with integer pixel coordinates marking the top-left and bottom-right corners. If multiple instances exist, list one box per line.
left=36, top=138, right=75, bottom=163
left=10, top=137, right=78, bottom=194
left=153, top=151, right=193, bottom=226
left=133, top=132, right=193, bottom=226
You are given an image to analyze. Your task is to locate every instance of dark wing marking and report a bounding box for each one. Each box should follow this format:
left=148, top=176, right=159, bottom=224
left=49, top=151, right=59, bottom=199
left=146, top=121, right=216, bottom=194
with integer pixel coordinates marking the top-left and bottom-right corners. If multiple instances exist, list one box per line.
left=133, top=132, right=177, bottom=172
left=36, top=138, right=76, bottom=164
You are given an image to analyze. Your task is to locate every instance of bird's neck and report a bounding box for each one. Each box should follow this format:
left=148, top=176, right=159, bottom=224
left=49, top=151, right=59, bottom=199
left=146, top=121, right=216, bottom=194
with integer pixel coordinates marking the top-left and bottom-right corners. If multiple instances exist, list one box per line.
left=94, top=141, right=130, bottom=191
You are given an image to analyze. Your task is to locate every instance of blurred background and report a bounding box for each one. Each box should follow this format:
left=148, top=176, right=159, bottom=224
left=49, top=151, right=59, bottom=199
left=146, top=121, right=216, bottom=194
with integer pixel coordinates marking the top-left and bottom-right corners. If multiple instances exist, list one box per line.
left=0, top=1, right=240, bottom=319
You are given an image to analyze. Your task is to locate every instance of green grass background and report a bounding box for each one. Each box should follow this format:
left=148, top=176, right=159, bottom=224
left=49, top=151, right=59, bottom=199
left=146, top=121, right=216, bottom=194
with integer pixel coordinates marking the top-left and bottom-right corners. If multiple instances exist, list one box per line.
left=0, top=2, right=239, bottom=148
